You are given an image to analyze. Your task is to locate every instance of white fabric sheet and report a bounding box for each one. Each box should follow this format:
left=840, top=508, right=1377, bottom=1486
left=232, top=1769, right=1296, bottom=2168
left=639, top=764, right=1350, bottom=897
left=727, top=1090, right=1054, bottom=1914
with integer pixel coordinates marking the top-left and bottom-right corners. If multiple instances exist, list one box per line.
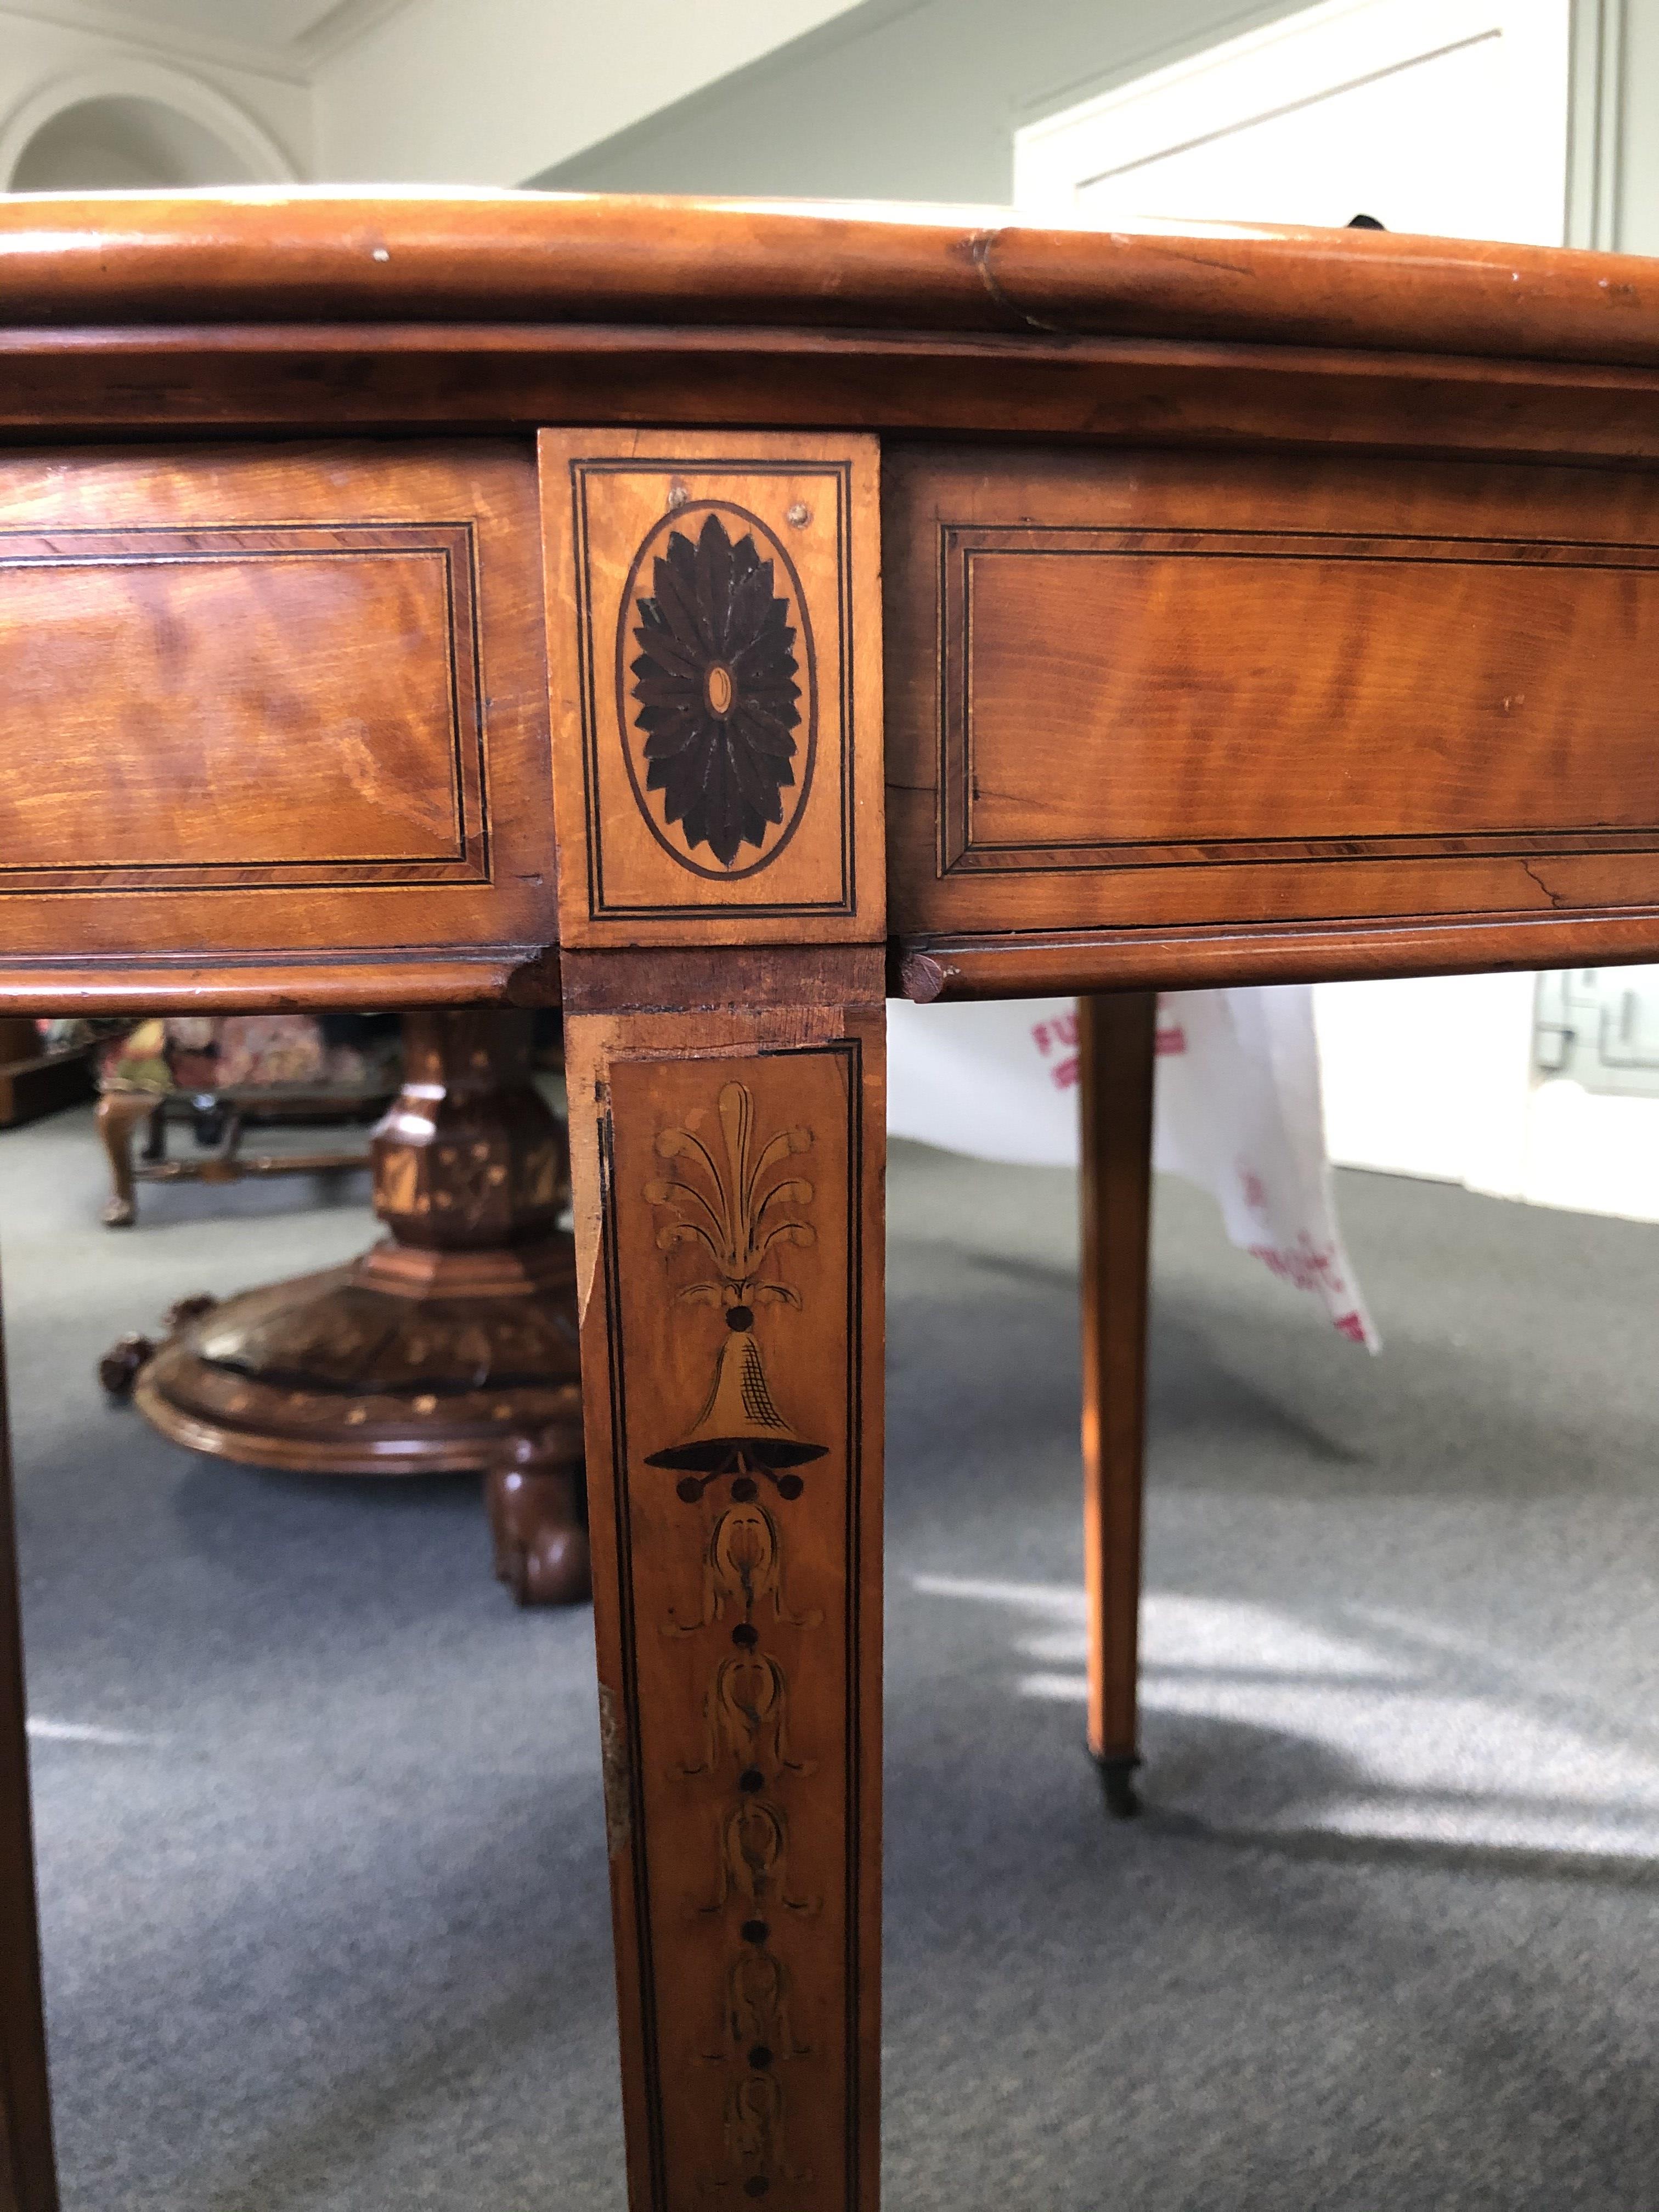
left=887, top=988, right=1378, bottom=1350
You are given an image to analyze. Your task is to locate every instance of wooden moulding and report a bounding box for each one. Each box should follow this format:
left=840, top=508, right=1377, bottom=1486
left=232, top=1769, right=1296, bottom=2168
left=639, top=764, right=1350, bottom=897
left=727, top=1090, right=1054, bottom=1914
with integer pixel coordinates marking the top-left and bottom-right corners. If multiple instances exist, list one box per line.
left=894, top=909, right=1659, bottom=1001
left=10, top=200, right=1659, bottom=465
left=13, top=328, right=1659, bottom=467
left=0, top=951, right=560, bottom=1018
left=10, top=196, right=1659, bottom=370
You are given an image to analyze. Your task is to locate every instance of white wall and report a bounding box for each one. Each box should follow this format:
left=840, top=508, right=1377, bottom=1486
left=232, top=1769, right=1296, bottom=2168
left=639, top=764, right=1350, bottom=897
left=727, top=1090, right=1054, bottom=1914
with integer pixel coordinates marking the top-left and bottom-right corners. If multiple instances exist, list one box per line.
left=0, top=0, right=870, bottom=198
left=310, top=0, right=867, bottom=185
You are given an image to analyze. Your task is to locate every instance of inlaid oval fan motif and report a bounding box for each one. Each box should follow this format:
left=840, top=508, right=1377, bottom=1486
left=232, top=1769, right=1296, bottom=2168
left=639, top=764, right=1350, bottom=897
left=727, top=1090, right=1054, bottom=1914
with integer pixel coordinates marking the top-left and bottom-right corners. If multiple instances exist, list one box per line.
left=617, top=506, right=816, bottom=877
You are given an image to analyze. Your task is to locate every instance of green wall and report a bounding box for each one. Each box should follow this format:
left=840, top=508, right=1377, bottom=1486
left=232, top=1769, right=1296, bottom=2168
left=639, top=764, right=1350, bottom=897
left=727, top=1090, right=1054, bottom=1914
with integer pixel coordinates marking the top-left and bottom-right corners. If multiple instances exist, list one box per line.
left=533, top=0, right=1324, bottom=205
left=535, top=0, right=1657, bottom=258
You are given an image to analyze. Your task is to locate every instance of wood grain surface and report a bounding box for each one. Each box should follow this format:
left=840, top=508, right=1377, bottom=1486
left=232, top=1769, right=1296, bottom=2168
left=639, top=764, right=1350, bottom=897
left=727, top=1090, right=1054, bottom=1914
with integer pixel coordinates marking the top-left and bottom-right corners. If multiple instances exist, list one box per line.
left=948, top=540, right=1659, bottom=859
left=887, top=442, right=1659, bottom=955
left=565, top=950, right=884, bottom=2212
left=0, top=442, right=555, bottom=970
left=0, top=531, right=476, bottom=878
left=541, top=431, right=883, bottom=949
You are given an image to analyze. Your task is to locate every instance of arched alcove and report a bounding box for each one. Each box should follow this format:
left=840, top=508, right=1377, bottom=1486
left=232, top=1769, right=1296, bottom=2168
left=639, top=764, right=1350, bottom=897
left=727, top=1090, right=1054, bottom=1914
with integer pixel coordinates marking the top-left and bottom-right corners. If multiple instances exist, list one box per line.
left=0, top=65, right=296, bottom=191
left=9, top=96, right=255, bottom=191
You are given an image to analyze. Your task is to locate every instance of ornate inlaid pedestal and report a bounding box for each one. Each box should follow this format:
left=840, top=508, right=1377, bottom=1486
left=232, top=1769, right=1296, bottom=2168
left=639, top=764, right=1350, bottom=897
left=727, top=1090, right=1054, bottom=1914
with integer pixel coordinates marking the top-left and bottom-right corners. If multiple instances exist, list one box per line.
left=121, top=1011, right=590, bottom=1605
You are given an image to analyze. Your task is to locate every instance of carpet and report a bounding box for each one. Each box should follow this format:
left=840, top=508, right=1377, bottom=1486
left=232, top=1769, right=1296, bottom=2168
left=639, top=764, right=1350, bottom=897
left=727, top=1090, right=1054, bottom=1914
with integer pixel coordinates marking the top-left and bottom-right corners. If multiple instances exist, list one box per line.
left=6, top=1105, right=1656, bottom=2209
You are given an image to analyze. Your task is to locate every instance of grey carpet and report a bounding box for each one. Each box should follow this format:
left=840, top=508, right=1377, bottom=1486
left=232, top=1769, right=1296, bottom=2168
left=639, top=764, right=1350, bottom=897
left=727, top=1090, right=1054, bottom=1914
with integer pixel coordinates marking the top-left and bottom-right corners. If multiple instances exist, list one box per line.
left=6, top=1104, right=1657, bottom=2209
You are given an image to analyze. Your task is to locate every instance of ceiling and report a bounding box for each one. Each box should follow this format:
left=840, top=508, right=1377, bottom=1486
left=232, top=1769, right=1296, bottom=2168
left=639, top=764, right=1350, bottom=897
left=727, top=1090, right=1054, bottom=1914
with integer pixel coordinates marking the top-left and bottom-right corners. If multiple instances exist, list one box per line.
left=104, top=0, right=348, bottom=43
left=14, top=0, right=410, bottom=67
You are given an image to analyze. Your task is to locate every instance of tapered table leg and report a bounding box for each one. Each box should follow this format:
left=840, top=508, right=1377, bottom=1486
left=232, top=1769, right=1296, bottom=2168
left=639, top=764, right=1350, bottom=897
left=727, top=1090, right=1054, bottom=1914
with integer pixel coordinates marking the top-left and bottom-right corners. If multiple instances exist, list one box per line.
left=0, top=1272, right=58, bottom=2209
left=564, top=955, right=884, bottom=2212
left=1079, top=994, right=1157, bottom=1819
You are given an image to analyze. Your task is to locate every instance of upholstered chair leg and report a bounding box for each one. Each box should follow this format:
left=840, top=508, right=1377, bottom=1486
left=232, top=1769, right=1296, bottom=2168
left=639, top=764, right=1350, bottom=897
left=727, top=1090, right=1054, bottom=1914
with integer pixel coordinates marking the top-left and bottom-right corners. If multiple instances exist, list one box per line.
left=95, top=1091, right=158, bottom=1228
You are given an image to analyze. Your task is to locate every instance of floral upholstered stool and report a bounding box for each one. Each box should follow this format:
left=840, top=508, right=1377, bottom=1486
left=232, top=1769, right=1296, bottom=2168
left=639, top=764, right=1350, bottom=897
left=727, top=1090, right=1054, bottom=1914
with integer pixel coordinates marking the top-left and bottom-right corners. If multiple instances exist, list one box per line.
left=78, top=1012, right=400, bottom=1228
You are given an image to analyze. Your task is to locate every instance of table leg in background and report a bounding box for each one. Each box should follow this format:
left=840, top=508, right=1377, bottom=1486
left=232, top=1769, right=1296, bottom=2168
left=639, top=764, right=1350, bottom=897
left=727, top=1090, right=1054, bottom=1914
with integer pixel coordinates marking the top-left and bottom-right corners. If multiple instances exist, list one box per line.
left=0, top=1273, right=58, bottom=2210
left=1079, top=992, right=1156, bottom=1819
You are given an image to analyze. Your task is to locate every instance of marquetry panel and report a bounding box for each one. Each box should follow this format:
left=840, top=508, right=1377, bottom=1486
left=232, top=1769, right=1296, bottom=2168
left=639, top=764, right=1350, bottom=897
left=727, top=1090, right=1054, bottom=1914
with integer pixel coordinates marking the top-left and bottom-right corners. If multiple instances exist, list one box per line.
left=540, top=430, right=884, bottom=946
left=565, top=996, right=884, bottom=2212
left=885, top=443, right=1659, bottom=941
left=0, top=442, right=554, bottom=967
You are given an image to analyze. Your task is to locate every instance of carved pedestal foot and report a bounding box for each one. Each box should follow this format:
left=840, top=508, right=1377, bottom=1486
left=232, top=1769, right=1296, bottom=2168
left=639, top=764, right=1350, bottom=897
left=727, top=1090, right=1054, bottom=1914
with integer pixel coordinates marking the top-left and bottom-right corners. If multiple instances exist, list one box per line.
left=98, top=1294, right=218, bottom=1401
left=486, top=1459, right=590, bottom=1606
left=98, top=1333, right=156, bottom=1400
left=1094, top=1751, right=1142, bottom=1820
left=133, top=1237, right=583, bottom=1463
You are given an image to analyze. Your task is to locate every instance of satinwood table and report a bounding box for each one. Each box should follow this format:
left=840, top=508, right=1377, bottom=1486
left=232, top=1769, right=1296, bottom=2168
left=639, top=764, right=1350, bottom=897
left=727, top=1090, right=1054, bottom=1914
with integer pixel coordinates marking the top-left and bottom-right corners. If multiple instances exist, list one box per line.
left=1, top=191, right=1657, bottom=2210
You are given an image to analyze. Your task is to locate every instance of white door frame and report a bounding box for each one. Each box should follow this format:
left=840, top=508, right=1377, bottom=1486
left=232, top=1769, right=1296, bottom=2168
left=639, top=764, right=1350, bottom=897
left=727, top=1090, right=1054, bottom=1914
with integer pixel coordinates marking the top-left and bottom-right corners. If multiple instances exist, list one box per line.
left=1014, top=0, right=1573, bottom=247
